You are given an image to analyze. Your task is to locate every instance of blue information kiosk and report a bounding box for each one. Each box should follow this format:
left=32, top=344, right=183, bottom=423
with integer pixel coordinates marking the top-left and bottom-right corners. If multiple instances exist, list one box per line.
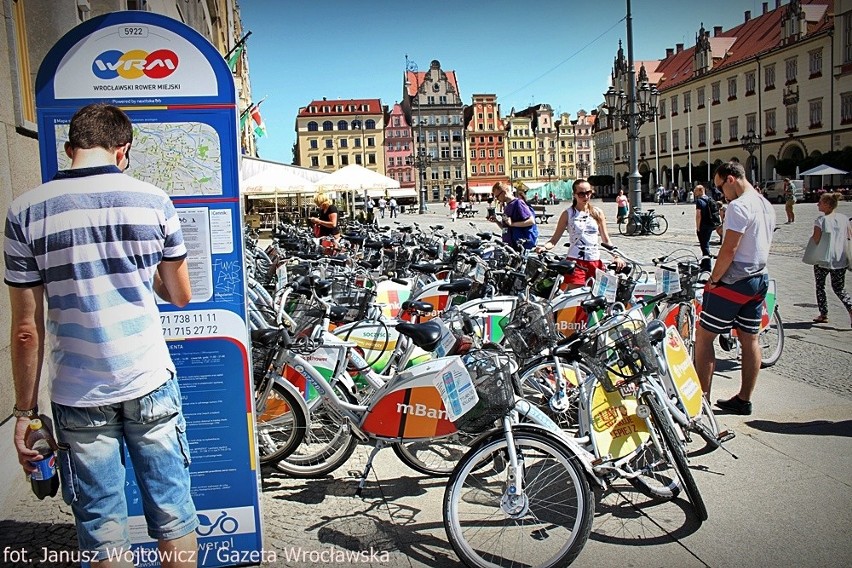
left=35, top=12, right=262, bottom=567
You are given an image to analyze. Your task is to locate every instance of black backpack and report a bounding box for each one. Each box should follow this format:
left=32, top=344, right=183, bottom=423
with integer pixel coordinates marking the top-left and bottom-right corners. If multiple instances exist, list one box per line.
left=705, top=197, right=722, bottom=228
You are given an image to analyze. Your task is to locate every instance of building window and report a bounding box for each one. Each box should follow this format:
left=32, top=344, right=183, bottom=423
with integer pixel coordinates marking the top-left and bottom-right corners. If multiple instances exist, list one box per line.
left=671, top=95, right=678, bottom=115
left=340, top=139, right=348, bottom=148
left=649, top=134, right=656, bottom=154
left=727, top=77, right=737, bottom=101
left=322, top=121, right=333, bottom=131
left=728, top=117, right=738, bottom=141
left=785, top=57, right=797, bottom=84
left=697, top=87, right=706, bottom=108
left=337, top=120, right=348, bottom=130
left=470, top=148, right=476, bottom=159
left=439, top=96, right=448, bottom=104
left=845, top=14, right=852, bottom=64
left=311, top=156, right=319, bottom=167
left=712, top=121, right=721, bottom=144
left=765, top=64, right=776, bottom=90
left=659, top=99, right=666, bottom=118
left=786, top=105, right=798, bottom=133
left=441, top=148, right=450, bottom=159
left=365, top=119, right=376, bottom=130
left=698, top=124, right=706, bottom=147
left=809, top=49, right=823, bottom=78
left=746, top=113, right=756, bottom=134
left=355, top=154, right=362, bottom=165
left=488, top=149, right=494, bottom=158
left=368, top=153, right=376, bottom=165
left=809, top=99, right=822, bottom=128
left=354, top=138, right=361, bottom=148
left=660, top=132, right=667, bottom=152
left=711, top=82, right=720, bottom=104
left=452, top=147, right=462, bottom=159
left=683, top=92, right=691, bottom=112
left=341, top=155, right=349, bottom=166
left=842, top=93, right=852, bottom=124
left=367, top=137, right=375, bottom=147
left=479, top=149, right=486, bottom=158
left=427, top=96, right=435, bottom=104
left=765, top=108, right=777, bottom=135
left=683, top=128, right=690, bottom=149
left=307, top=121, right=318, bottom=131
left=672, top=131, right=679, bottom=151
left=309, top=139, right=318, bottom=149
left=745, top=71, right=756, bottom=95
left=326, top=156, right=334, bottom=166
left=325, top=139, right=333, bottom=149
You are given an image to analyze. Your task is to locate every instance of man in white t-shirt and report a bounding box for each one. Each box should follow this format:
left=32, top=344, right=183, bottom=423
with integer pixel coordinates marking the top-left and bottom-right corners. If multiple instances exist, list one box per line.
left=695, top=161, right=776, bottom=415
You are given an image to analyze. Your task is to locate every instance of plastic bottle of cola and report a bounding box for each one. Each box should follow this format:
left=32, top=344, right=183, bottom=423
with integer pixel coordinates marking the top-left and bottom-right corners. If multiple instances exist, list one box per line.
left=25, top=418, right=59, bottom=500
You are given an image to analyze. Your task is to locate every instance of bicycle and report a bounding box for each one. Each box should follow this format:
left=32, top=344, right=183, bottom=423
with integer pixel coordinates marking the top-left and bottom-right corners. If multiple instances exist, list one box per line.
left=619, top=207, right=668, bottom=236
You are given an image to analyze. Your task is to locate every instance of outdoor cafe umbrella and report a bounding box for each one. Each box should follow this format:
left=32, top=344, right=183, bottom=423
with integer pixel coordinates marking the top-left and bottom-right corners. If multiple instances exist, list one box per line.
left=240, top=168, right=317, bottom=226
left=798, top=164, right=849, bottom=193
left=316, top=164, right=399, bottom=216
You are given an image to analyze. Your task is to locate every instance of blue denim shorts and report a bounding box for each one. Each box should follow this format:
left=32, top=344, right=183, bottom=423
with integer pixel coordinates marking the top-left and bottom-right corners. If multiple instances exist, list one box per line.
left=52, top=375, right=198, bottom=559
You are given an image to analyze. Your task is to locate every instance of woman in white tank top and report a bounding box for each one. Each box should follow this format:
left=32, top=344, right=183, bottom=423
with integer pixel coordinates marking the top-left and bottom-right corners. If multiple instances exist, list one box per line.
left=537, top=180, right=620, bottom=289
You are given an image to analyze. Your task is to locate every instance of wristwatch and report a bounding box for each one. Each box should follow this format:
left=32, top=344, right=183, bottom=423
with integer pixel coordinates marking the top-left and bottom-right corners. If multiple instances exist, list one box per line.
left=13, top=405, right=38, bottom=418
left=708, top=277, right=719, bottom=285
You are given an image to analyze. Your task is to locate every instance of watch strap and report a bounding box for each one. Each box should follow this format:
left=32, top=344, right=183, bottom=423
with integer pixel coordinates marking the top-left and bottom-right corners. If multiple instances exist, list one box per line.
left=13, top=405, right=38, bottom=418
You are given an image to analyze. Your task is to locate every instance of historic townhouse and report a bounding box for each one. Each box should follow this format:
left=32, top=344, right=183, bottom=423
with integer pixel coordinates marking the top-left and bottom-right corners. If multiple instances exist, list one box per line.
left=385, top=103, right=415, bottom=190
left=515, top=104, right=559, bottom=185
left=504, top=110, right=537, bottom=184
left=465, top=94, right=508, bottom=196
left=601, top=0, right=844, bottom=197
left=402, top=60, right=466, bottom=203
left=294, top=98, right=386, bottom=174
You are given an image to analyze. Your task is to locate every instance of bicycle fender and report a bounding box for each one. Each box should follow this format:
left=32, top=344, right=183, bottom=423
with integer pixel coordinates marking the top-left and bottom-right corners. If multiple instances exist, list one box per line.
left=271, top=375, right=311, bottom=433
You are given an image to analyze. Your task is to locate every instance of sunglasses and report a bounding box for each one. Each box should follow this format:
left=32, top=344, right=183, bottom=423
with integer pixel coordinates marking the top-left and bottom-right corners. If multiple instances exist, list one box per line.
left=575, top=191, right=592, bottom=197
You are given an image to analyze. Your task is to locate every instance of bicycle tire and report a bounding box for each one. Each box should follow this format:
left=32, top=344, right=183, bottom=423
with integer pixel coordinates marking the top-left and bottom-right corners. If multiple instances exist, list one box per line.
left=256, top=381, right=307, bottom=464
left=759, top=308, right=784, bottom=368
left=443, top=428, right=594, bottom=568
left=273, top=382, right=359, bottom=478
left=391, top=432, right=476, bottom=477
left=625, top=437, right=682, bottom=499
left=649, top=214, right=668, bottom=236
left=674, top=303, right=696, bottom=358
left=643, top=391, right=708, bottom=522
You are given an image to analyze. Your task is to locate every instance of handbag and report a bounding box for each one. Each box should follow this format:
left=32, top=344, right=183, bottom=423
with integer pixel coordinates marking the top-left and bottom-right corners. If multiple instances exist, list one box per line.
left=802, top=233, right=830, bottom=266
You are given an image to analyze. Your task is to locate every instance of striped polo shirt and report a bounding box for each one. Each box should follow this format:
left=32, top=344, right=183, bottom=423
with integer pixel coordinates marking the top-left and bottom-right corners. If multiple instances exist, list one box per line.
left=4, top=166, right=187, bottom=407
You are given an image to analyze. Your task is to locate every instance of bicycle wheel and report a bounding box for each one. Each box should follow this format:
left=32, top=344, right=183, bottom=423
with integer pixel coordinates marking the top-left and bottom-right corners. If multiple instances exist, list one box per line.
left=392, top=432, right=476, bottom=477
left=443, top=428, right=594, bottom=568
left=642, top=391, right=708, bottom=522
left=649, top=214, right=668, bottom=235
left=273, top=382, right=359, bottom=478
left=256, top=381, right=307, bottom=464
left=674, top=303, right=696, bottom=358
left=516, top=357, right=581, bottom=431
left=759, top=308, right=784, bottom=368
left=625, top=437, right=682, bottom=499
left=620, top=215, right=636, bottom=236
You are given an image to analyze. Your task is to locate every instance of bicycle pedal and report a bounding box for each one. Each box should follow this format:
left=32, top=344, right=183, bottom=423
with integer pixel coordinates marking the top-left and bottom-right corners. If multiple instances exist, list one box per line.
left=717, top=430, right=736, bottom=443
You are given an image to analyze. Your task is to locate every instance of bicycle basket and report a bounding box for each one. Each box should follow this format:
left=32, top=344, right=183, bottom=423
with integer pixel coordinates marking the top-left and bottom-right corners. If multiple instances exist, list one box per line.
left=334, top=287, right=374, bottom=322
left=285, top=295, right=325, bottom=337
left=452, top=349, right=516, bottom=434
left=499, top=301, right=557, bottom=361
left=581, top=311, right=657, bottom=392
left=251, top=341, right=277, bottom=388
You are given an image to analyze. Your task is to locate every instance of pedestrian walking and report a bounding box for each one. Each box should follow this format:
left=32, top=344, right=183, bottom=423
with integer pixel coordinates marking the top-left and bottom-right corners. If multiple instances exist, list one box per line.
left=489, top=182, right=538, bottom=250
left=365, top=197, right=375, bottom=224
left=5, top=103, right=198, bottom=563
left=784, top=177, right=796, bottom=223
left=694, top=185, right=720, bottom=271
left=389, top=197, right=398, bottom=218
left=616, top=189, right=629, bottom=224
left=695, top=161, right=776, bottom=415
left=448, top=196, right=458, bottom=221
left=378, top=196, right=387, bottom=218
left=804, top=192, right=852, bottom=326
left=536, top=179, right=622, bottom=290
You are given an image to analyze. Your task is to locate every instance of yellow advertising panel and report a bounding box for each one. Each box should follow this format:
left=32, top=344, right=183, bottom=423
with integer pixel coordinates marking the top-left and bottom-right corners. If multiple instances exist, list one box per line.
left=589, top=383, right=649, bottom=458
left=663, top=327, right=704, bottom=418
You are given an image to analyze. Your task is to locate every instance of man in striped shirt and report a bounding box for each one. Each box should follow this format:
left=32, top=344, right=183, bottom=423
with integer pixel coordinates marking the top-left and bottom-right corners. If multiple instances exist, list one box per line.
left=5, top=104, right=198, bottom=566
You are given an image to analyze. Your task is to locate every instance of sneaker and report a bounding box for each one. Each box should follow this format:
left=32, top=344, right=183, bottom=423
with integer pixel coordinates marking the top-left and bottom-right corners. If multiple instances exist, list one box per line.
left=716, top=395, right=752, bottom=416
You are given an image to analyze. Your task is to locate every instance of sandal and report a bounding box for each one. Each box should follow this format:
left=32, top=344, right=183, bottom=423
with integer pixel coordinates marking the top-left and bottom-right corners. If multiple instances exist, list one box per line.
left=813, top=314, right=828, bottom=323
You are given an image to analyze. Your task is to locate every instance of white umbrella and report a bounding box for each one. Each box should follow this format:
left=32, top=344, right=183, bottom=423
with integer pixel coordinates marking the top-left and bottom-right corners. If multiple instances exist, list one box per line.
left=240, top=169, right=317, bottom=227
left=317, top=165, right=400, bottom=216
left=799, top=164, right=849, bottom=193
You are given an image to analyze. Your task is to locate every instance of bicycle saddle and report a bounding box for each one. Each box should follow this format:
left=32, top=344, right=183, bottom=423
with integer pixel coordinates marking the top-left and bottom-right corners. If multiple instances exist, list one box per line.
left=364, top=240, right=383, bottom=250
left=344, top=234, right=365, bottom=245
left=547, top=260, right=577, bottom=275
left=251, top=328, right=291, bottom=349
left=329, top=305, right=349, bottom=323
left=395, top=320, right=444, bottom=352
left=580, top=296, right=608, bottom=313
left=646, top=319, right=666, bottom=345
left=400, top=300, right=434, bottom=313
left=409, top=263, right=442, bottom=274
left=438, top=279, right=473, bottom=293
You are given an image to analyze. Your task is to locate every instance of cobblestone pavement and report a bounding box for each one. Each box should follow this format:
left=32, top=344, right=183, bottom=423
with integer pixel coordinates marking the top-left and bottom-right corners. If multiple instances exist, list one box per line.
left=2, top=196, right=850, bottom=567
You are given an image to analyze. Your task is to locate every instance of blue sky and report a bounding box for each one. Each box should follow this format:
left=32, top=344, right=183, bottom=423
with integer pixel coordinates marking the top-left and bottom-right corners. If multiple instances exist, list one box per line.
left=241, top=0, right=769, bottom=164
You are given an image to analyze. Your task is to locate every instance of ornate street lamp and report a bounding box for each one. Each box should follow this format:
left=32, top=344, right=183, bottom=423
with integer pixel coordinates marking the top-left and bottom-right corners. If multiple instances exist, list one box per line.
left=740, top=128, right=761, bottom=182
left=406, top=56, right=430, bottom=214
left=576, top=159, right=588, bottom=178
left=545, top=165, right=555, bottom=183
left=603, top=1, right=660, bottom=213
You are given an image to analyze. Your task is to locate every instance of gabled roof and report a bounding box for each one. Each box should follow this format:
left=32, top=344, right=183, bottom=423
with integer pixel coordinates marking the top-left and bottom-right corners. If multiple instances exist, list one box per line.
left=405, top=70, right=459, bottom=97
left=652, top=0, right=832, bottom=92
left=297, top=98, right=383, bottom=117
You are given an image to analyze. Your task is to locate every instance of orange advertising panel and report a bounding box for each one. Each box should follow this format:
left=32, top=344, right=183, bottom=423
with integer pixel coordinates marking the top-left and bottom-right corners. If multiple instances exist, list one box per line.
left=361, top=386, right=457, bottom=439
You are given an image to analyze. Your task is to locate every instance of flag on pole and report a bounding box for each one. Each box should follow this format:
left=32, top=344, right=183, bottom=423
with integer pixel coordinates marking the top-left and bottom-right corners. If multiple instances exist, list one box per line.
left=250, top=104, right=267, bottom=138
left=227, top=44, right=243, bottom=73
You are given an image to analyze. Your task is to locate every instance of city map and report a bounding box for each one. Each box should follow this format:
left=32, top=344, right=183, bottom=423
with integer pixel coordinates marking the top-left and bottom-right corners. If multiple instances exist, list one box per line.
left=55, top=122, right=223, bottom=196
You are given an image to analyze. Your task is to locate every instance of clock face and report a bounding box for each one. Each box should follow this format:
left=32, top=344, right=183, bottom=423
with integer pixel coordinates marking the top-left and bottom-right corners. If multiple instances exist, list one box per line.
left=433, top=83, right=441, bottom=92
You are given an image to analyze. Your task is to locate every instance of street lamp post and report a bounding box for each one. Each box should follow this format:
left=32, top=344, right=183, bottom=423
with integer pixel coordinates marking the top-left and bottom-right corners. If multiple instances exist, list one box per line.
left=406, top=56, right=430, bottom=214
left=603, top=0, right=659, bottom=213
left=740, top=128, right=761, bottom=183
left=577, top=158, right=588, bottom=178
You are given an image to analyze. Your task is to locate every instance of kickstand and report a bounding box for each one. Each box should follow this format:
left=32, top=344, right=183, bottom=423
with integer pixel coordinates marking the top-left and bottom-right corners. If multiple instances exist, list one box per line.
left=716, top=430, right=739, bottom=459
left=355, top=441, right=385, bottom=497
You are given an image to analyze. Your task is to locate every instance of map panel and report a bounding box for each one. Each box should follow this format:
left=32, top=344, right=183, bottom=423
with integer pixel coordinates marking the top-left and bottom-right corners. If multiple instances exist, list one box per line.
left=55, top=121, right=222, bottom=196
